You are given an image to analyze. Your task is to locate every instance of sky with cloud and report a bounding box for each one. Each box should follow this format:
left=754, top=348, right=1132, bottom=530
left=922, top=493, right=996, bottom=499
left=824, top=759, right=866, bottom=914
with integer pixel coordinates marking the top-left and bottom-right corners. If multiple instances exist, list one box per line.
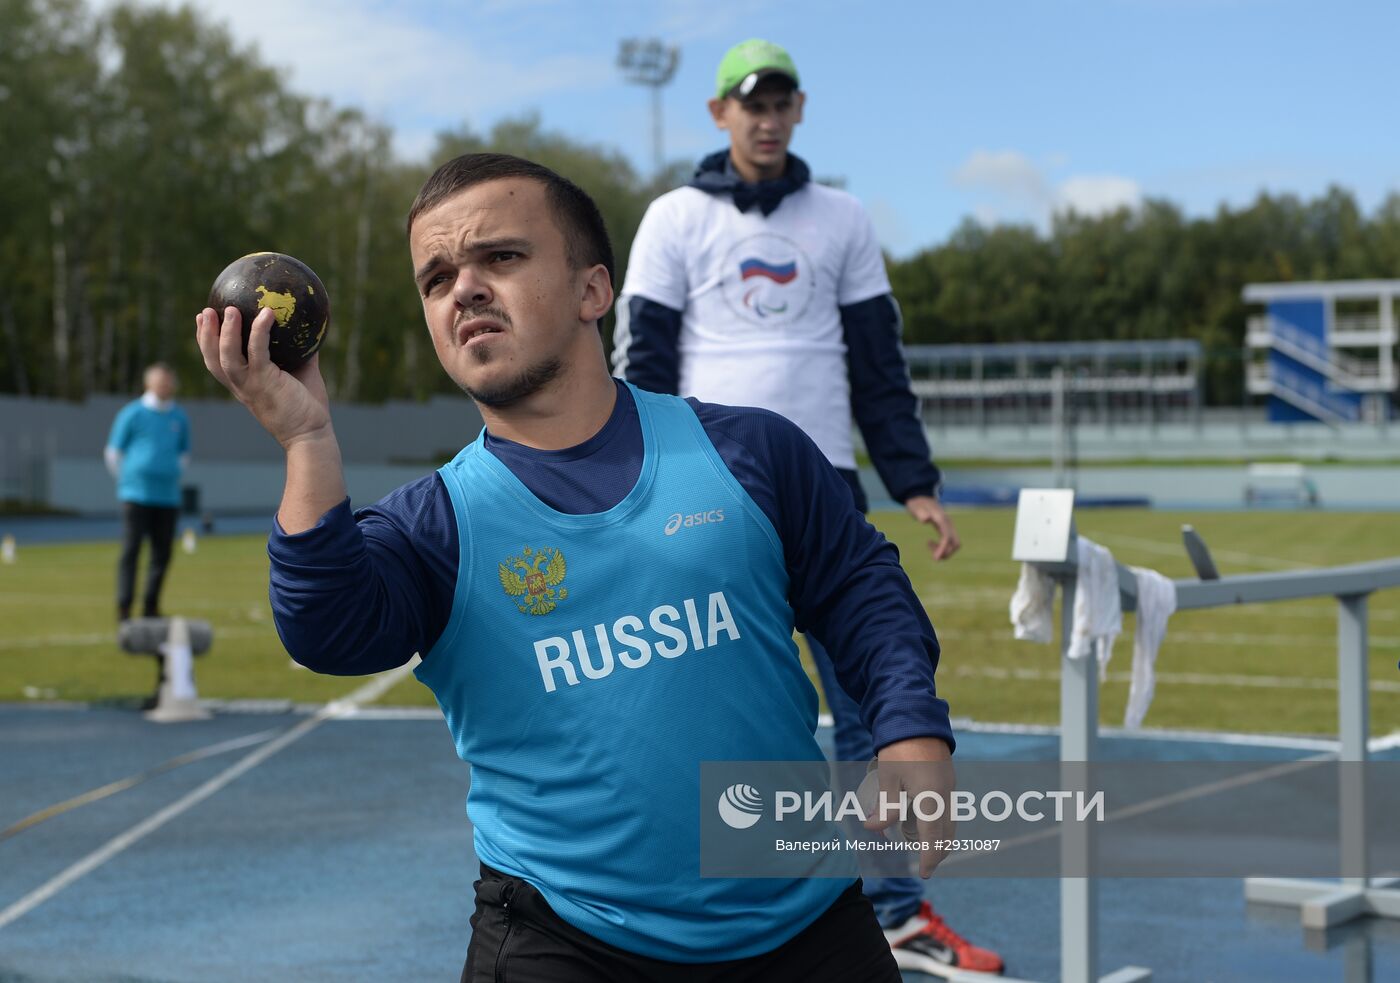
left=99, top=0, right=1396, bottom=257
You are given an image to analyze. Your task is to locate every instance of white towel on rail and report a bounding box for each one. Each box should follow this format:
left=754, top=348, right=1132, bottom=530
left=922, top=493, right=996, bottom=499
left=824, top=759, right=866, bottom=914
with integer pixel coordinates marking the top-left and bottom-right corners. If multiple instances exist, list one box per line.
left=1124, top=567, right=1177, bottom=728
left=1009, top=562, right=1057, bottom=643
left=1068, top=537, right=1121, bottom=667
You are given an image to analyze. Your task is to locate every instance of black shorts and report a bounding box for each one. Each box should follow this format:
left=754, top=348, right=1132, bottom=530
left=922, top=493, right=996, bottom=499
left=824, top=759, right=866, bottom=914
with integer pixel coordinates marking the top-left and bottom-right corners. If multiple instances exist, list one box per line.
left=462, top=864, right=900, bottom=983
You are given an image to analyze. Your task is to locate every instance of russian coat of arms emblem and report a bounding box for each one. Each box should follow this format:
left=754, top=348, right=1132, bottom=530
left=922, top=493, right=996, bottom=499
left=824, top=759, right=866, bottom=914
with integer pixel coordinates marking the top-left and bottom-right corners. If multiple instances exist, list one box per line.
left=498, top=546, right=568, bottom=615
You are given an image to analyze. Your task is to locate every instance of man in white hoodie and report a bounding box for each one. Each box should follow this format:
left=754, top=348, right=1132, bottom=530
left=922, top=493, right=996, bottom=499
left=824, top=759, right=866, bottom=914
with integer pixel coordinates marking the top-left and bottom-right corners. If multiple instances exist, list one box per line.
left=614, top=38, right=1002, bottom=981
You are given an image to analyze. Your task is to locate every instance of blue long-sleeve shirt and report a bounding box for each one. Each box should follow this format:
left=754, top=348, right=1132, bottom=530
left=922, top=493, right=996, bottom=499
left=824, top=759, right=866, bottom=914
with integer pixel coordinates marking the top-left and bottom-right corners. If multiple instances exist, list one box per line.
left=268, top=381, right=952, bottom=753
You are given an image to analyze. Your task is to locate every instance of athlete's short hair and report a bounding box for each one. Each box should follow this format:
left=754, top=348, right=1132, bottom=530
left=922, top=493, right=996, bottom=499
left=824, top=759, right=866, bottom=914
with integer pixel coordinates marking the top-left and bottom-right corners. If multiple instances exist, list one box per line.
left=406, top=153, right=616, bottom=299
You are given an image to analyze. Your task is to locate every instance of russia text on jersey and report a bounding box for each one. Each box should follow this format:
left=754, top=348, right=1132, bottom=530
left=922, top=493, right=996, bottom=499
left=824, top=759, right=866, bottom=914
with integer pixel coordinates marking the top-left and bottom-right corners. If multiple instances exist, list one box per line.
left=533, top=591, right=741, bottom=692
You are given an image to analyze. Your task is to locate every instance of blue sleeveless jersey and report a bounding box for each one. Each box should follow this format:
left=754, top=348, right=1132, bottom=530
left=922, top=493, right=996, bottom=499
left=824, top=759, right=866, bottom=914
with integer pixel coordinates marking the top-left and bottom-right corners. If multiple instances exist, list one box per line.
left=415, top=385, right=847, bottom=961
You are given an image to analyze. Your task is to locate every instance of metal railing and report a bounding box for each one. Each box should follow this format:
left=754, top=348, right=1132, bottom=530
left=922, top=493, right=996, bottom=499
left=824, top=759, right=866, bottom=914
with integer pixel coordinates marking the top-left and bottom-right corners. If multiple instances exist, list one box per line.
left=1005, top=489, right=1400, bottom=983
left=1246, top=361, right=1363, bottom=424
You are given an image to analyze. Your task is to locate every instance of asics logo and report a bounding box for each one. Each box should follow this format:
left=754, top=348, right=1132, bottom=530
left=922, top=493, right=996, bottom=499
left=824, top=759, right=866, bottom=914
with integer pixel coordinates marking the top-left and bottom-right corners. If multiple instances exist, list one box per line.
left=664, top=509, right=725, bottom=536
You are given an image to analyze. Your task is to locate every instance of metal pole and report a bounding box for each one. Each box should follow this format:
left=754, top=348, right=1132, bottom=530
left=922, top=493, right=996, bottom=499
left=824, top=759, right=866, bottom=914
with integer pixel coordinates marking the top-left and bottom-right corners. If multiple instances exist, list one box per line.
left=1337, top=593, right=1369, bottom=887
left=44, top=430, right=56, bottom=506
left=1240, top=343, right=1248, bottom=437
left=1342, top=933, right=1374, bottom=983
left=18, top=432, right=32, bottom=503
left=617, top=39, right=679, bottom=177
left=1059, top=575, right=1098, bottom=983
left=1148, top=353, right=1157, bottom=433
left=1018, top=353, right=1029, bottom=437
left=651, top=85, right=663, bottom=174
left=1052, top=367, right=1067, bottom=489
left=975, top=353, right=985, bottom=435
left=1191, top=350, right=1203, bottom=434
left=1098, top=352, right=1108, bottom=431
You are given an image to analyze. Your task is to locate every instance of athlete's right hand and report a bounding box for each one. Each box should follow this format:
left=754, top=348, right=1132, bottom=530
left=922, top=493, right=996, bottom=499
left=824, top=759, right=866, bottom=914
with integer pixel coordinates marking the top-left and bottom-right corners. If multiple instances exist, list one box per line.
left=195, top=306, right=333, bottom=450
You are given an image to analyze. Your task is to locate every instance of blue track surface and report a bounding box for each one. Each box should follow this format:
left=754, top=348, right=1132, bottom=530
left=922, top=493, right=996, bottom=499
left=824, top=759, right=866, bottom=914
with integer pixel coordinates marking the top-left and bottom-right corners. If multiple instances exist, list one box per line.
left=2, top=704, right=1397, bottom=982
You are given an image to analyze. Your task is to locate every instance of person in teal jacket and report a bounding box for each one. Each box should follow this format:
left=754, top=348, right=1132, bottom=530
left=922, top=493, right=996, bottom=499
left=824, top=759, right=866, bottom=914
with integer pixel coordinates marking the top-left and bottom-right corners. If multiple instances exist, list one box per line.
left=105, top=363, right=190, bottom=623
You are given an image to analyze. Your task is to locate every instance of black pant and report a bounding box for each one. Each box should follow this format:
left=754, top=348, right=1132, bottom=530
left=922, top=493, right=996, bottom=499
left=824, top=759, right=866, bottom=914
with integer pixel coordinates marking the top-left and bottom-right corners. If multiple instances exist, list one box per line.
left=117, top=503, right=178, bottom=619
left=462, top=865, right=900, bottom=983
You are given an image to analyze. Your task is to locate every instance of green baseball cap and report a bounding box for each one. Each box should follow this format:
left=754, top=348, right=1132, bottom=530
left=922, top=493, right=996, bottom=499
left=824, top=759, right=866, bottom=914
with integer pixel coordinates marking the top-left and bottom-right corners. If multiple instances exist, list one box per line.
left=714, top=39, right=800, bottom=99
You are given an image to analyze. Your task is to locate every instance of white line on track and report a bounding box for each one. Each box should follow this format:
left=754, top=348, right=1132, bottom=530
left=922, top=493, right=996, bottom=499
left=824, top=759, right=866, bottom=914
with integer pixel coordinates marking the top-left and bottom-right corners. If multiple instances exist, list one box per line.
left=949, top=718, right=1400, bottom=753
left=933, top=624, right=1400, bottom=652
left=946, top=662, right=1400, bottom=693
left=0, top=592, right=245, bottom=610
left=1086, top=531, right=1315, bottom=571
left=920, top=589, right=1400, bottom=622
left=1371, top=731, right=1400, bottom=752
left=939, top=753, right=1333, bottom=869
left=332, top=705, right=442, bottom=720
left=0, top=658, right=418, bottom=931
left=0, top=625, right=274, bottom=651
left=0, top=728, right=282, bottom=841
left=1141, top=628, right=1400, bottom=649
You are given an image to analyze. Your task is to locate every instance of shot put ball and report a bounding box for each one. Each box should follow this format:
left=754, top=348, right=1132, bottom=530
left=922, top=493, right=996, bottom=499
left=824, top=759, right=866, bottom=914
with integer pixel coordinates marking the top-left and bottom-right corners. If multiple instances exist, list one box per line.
left=207, top=252, right=330, bottom=370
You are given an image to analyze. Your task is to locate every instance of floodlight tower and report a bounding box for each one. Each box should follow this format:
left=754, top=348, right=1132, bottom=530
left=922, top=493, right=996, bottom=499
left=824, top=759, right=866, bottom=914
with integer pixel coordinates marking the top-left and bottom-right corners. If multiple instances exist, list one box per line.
left=618, top=38, right=680, bottom=174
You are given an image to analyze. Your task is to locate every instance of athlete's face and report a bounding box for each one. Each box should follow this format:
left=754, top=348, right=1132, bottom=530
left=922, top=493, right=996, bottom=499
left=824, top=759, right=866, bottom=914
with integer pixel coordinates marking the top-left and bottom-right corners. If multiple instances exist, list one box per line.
left=708, top=77, right=804, bottom=182
left=409, top=178, right=611, bottom=409
left=145, top=367, right=176, bottom=400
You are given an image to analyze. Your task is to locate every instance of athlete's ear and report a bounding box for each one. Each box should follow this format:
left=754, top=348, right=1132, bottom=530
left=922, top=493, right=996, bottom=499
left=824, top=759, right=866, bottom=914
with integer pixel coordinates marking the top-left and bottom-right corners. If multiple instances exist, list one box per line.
left=707, top=97, right=730, bottom=131
left=794, top=90, right=805, bottom=124
left=578, top=264, right=613, bottom=326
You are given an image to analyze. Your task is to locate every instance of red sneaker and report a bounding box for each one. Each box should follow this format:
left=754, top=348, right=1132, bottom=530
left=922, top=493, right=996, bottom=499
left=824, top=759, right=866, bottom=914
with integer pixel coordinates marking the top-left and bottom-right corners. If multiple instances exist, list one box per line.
left=883, top=901, right=1005, bottom=977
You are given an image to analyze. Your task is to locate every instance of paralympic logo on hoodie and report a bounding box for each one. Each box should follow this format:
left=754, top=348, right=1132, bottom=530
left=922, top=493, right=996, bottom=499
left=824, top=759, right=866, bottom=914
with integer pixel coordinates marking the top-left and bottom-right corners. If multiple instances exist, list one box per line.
left=740, top=258, right=798, bottom=285
left=739, top=258, right=797, bottom=317
left=722, top=233, right=814, bottom=325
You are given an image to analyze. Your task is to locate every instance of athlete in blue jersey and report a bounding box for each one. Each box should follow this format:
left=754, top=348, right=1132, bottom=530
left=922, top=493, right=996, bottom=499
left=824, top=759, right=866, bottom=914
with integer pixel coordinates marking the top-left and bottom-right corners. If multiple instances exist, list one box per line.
left=195, top=153, right=955, bottom=981
left=105, top=363, right=190, bottom=624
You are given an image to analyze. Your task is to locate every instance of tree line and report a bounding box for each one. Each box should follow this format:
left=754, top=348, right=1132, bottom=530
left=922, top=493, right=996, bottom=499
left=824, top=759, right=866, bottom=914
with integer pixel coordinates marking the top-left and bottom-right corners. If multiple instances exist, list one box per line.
left=5, top=0, right=1398, bottom=406
left=892, top=190, right=1400, bottom=404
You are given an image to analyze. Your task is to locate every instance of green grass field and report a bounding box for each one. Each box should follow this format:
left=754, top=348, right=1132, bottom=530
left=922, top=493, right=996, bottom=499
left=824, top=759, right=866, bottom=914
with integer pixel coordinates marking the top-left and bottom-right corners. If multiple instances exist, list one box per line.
left=2, top=509, right=1398, bottom=737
